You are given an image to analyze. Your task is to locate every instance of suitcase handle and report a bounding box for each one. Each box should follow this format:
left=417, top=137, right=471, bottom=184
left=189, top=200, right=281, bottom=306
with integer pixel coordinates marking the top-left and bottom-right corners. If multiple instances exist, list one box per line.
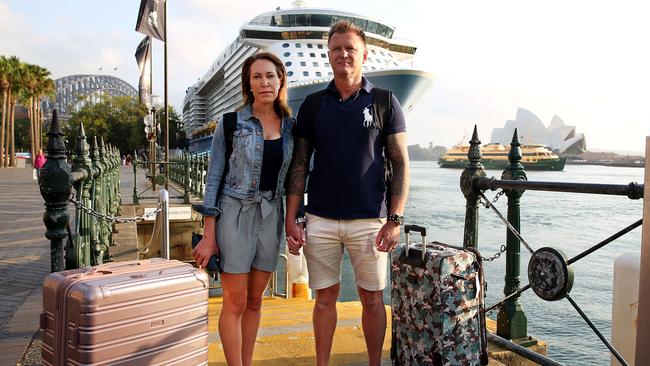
left=404, top=224, right=426, bottom=236
left=404, top=224, right=427, bottom=260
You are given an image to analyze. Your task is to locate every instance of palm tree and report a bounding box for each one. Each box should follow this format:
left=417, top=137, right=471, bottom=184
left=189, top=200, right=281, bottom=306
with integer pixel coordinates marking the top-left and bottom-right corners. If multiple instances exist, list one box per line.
left=7, top=57, right=26, bottom=167
left=0, top=56, right=8, bottom=168
left=36, top=70, right=55, bottom=151
left=2, top=56, right=22, bottom=167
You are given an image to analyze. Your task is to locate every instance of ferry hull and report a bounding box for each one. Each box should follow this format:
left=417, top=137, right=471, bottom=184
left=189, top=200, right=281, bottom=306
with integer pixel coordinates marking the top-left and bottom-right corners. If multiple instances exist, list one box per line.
left=438, top=158, right=567, bottom=171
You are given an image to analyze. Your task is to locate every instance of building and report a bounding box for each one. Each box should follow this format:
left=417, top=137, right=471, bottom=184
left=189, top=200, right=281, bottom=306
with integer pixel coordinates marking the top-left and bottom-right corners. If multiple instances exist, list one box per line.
left=491, top=108, right=586, bottom=154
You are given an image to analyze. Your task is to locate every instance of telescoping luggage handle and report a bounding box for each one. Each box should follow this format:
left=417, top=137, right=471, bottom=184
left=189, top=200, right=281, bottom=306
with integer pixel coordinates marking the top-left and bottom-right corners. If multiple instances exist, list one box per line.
left=404, top=224, right=427, bottom=260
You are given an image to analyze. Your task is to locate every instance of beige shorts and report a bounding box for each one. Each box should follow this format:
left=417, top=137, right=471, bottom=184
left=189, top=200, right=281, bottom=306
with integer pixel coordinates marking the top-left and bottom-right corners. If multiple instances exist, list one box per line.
left=303, top=213, right=387, bottom=291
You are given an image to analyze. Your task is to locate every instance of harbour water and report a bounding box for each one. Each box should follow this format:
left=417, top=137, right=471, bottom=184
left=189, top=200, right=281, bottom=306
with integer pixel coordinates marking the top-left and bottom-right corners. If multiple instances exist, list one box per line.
left=331, top=161, right=644, bottom=366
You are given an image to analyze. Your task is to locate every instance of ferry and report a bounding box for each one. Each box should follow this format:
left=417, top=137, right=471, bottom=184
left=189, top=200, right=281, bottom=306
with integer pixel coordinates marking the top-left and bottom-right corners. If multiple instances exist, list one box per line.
left=182, top=5, right=434, bottom=154
left=438, top=143, right=567, bottom=171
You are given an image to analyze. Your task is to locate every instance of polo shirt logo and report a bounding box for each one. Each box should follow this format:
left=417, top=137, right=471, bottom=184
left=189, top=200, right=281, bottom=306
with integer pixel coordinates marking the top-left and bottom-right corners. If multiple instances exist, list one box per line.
left=362, top=105, right=375, bottom=128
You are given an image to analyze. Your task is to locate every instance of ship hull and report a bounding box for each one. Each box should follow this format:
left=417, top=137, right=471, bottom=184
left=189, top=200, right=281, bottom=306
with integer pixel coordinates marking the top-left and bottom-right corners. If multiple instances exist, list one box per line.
left=190, top=69, right=433, bottom=154
left=438, top=158, right=567, bottom=171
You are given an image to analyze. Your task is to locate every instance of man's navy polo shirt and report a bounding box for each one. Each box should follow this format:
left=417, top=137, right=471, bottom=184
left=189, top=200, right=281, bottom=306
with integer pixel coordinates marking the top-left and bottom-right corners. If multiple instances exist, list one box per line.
left=295, top=77, right=406, bottom=219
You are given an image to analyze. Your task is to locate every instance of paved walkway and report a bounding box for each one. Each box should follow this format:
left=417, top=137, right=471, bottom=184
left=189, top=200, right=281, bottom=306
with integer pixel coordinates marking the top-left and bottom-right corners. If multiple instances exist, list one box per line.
left=0, top=165, right=165, bottom=365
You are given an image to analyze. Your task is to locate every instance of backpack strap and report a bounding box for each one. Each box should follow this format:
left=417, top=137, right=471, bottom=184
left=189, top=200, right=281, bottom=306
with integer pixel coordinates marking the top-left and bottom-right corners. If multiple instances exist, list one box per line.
left=371, top=87, right=394, bottom=212
left=218, top=111, right=238, bottom=198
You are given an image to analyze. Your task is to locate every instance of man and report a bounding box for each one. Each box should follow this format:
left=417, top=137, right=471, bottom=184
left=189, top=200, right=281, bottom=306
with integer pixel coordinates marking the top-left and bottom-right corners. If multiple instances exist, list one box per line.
left=285, top=20, right=410, bottom=366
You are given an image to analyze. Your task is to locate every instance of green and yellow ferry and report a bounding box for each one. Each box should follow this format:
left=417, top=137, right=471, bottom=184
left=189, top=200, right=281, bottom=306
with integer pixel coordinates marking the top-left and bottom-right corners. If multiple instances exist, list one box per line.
left=438, top=143, right=567, bottom=171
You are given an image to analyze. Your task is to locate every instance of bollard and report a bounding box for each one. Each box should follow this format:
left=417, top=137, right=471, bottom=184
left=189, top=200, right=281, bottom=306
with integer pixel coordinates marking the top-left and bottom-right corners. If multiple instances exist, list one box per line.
left=497, top=129, right=528, bottom=340
left=39, top=110, right=71, bottom=273
left=461, top=125, right=486, bottom=249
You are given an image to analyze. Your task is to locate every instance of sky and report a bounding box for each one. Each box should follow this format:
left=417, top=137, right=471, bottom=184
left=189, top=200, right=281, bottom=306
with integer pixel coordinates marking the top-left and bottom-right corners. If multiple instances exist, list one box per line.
left=1, top=0, right=649, bottom=153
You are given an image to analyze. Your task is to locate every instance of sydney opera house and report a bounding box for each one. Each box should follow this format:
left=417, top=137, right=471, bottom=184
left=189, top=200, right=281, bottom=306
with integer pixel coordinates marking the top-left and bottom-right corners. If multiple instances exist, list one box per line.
left=491, top=108, right=586, bottom=154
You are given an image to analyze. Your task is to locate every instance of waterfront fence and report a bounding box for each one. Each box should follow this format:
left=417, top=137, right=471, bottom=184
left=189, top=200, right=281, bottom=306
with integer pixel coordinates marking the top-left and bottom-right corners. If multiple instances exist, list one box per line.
left=39, top=110, right=127, bottom=272
left=461, top=126, right=644, bottom=366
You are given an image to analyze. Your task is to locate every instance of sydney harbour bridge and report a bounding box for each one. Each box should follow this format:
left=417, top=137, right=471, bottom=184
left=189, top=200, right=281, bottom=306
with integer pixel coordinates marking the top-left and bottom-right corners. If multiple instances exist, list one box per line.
left=43, top=74, right=138, bottom=120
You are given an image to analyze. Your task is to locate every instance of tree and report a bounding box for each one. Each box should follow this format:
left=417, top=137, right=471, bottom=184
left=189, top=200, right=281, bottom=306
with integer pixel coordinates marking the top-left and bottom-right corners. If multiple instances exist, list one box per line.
left=156, top=105, right=181, bottom=149
left=65, top=95, right=149, bottom=154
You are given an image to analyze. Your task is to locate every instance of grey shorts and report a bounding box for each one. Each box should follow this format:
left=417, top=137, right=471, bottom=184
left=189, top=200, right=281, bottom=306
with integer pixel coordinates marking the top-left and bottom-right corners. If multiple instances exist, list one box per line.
left=216, top=192, right=283, bottom=274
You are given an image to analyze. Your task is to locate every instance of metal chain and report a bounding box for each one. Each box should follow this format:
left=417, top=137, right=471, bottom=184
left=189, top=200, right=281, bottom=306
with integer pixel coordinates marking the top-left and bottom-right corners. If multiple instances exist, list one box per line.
left=478, top=191, right=535, bottom=255
left=483, top=244, right=507, bottom=262
left=69, top=197, right=161, bottom=223
left=492, top=189, right=505, bottom=203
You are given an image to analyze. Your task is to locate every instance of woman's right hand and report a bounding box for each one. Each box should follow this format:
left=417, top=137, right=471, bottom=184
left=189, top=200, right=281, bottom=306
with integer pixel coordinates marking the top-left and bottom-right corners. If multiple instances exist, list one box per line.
left=192, top=235, right=219, bottom=269
left=285, top=221, right=305, bottom=256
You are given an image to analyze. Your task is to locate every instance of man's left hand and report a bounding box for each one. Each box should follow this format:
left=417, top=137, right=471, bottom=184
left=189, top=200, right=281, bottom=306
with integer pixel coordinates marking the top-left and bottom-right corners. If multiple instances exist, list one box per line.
left=375, top=221, right=400, bottom=252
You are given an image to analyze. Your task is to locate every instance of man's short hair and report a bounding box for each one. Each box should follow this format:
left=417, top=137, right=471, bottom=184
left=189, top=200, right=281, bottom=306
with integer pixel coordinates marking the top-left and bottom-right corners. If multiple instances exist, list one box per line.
left=328, top=20, right=366, bottom=46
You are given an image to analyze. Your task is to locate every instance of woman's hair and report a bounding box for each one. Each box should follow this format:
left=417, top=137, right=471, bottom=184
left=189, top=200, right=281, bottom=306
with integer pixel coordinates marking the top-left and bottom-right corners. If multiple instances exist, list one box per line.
left=240, top=52, right=291, bottom=118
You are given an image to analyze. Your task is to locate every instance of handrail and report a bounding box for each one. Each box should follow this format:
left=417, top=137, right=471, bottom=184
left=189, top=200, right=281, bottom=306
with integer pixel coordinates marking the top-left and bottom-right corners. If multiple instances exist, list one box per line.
left=476, top=177, right=643, bottom=199
left=160, top=189, right=170, bottom=260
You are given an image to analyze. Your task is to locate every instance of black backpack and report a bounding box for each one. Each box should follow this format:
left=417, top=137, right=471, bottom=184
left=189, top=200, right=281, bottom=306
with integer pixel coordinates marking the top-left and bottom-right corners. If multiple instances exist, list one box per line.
left=301, top=87, right=394, bottom=211
left=217, top=111, right=238, bottom=198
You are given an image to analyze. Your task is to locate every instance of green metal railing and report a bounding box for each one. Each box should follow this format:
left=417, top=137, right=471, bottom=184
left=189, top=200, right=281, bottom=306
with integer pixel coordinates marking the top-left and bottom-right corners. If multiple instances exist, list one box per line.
left=39, top=111, right=122, bottom=272
left=132, top=152, right=210, bottom=205
left=461, top=126, right=644, bottom=366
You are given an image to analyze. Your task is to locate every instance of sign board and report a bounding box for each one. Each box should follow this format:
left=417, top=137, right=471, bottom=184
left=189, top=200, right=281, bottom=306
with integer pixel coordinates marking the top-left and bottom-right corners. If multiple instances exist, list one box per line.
left=144, top=205, right=192, bottom=221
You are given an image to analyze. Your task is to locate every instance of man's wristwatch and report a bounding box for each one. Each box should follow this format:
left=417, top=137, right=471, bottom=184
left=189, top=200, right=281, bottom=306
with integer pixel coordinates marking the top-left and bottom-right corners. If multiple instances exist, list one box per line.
left=295, top=217, right=307, bottom=224
left=386, top=214, right=404, bottom=225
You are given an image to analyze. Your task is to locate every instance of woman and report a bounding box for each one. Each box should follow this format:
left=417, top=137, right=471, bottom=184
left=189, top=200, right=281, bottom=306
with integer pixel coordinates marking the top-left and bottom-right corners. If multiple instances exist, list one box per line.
left=34, top=149, right=46, bottom=179
left=192, top=52, right=293, bottom=366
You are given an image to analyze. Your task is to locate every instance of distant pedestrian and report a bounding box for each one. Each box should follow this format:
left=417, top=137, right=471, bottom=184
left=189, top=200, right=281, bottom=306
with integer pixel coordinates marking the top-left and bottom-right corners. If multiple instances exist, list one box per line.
left=125, top=154, right=132, bottom=166
left=121, top=155, right=126, bottom=165
left=34, top=149, right=47, bottom=179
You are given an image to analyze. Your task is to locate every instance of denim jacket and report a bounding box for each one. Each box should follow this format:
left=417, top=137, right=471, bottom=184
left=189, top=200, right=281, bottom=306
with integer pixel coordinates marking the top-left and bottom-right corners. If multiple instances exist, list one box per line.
left=202, top=105, right=295, bottom=216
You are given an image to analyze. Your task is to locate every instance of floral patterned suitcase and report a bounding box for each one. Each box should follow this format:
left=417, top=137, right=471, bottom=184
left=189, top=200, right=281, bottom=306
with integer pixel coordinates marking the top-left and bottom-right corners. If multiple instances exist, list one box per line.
left=390, top=225, right=488, bottom=365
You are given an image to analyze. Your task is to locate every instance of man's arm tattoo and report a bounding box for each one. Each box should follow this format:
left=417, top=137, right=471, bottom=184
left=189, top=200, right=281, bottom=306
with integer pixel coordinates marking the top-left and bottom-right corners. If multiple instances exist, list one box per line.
left=286, top=137, right=313, bottom=196
left=386, top=133, right=409, bottom=199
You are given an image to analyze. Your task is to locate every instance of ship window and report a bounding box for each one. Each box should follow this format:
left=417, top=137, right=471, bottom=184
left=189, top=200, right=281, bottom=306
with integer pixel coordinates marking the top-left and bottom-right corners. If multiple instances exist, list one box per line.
left=282, top=43, right=290, bottom=48
left=312, top=62, right=318, bottom=67
left=321, top=53, right=326, bottom=58
left=324, top=62, right=330, bottom=67
left=310, top=53, right=316, bottom=57
left=298, top=52, right=304, bottom=57
left=288, top=71, right=294, bottom=76
left=317, top=44, right=323, bottom=49
left=303, top=71, right=309, bottom=76
left=285, top=61, right=292, bottom=66
left=307, top=44, right=313, bottom=48
left=380, top=51, right=385, bottom=56
left=300, top=61, right=306, bottom=66
left=283, top=52, right=291, bottom=57
left=295, top=43, right=302, bottom=48
left=393, top=62, right=399, bottom=66
left=316, top=71, right=322, bottom=77
left=328, top=72, right=333, bottom=76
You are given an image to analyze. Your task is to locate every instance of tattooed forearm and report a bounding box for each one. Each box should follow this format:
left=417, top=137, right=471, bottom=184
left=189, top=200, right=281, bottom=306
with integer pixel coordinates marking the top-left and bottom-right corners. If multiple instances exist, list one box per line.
left=386, top=132, right=410, bottom=212
left=286, top=137, right=313, bottom=196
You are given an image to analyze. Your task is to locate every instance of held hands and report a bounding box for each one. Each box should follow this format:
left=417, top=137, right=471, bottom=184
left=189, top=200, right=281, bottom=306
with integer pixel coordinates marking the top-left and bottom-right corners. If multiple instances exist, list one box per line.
left=375, top=221, right=400, bottom=252
left=285, top=220, right=306, bottom=256
left=192, top=235, right=219, bottom=269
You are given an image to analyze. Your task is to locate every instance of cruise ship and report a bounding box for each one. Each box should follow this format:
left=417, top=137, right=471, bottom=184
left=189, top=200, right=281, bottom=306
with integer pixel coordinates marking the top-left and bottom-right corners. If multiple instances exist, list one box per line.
left=182, top=5, right=434, bottom=153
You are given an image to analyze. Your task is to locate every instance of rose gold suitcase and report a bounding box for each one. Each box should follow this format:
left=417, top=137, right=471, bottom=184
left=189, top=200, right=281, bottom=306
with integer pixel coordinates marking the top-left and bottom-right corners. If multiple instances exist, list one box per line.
left=41, top=258, right=209, bottom=365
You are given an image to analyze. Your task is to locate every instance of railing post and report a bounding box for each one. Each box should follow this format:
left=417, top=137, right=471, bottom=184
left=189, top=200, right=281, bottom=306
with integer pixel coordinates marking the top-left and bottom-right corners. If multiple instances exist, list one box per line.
left=461, top=125, right=486, bottom=249
left=72, top=122, right=92, bottom=267
left=497, top=129, right=528, bottom=340
left=96, top=137, right=110, bottom=263
left=89, top=137, right=100, bottom=265
left=183, top=158, right=190, bottom=204
left=132, top=151, right=139, bottom=204
left=39, top=110, right=71, bottom=273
